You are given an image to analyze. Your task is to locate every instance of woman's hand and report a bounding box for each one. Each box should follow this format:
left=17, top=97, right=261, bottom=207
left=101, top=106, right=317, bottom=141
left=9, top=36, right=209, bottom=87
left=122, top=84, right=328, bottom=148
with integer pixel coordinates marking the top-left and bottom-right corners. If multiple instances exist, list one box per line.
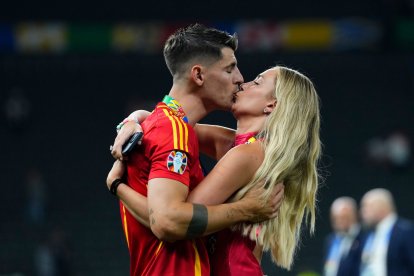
left=110, top=110, right=150, bottom=160
left=111, top=121, right=143, bottom=160
left=241, top=182, right=285, bottom=223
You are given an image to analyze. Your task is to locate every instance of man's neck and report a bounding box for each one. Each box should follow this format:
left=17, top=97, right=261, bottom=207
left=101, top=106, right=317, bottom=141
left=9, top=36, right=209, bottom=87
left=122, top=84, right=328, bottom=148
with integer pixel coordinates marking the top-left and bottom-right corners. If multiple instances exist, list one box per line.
left=168, top=86, right=209, bottom=126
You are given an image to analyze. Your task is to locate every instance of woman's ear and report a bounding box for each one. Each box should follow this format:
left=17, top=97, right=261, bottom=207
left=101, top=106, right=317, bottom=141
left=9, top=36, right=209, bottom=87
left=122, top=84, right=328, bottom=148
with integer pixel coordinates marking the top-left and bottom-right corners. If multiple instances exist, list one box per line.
left=264, top=100, right=277, bottom=115
left=190, top=65, right=204, bottom=86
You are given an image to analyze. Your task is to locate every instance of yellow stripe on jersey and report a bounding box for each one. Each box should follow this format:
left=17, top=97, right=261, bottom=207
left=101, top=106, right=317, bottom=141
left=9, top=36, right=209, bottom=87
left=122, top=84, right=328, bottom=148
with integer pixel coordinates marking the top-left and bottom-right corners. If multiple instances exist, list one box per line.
left=162, top=109, right=178, bottom=149
left=177, top=116, right=189, bottom=152
left=122, top=205, right=130, bottom=249
left=162, top=108, right=189, bottom=152
left=192, top=240, right=201, bottom=276
left=155, top=241, right=163, bottom=256
left=173, top=116, right=186, bottom=151
left=183, top=120, right=189, bottom=152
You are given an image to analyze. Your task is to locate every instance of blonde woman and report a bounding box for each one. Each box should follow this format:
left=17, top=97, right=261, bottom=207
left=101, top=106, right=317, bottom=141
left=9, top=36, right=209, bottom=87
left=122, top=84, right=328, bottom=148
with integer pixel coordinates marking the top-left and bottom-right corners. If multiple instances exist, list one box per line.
left=108, top=65, right=321, bottom=274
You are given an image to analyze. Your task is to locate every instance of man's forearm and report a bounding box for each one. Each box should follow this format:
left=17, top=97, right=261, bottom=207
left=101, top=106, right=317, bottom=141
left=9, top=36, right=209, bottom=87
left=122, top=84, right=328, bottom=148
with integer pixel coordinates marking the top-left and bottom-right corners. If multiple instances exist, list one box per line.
left=160, top=200, right=252, bottom=240
left=147, top=178, right=274, bottom=241
left=149, top=200, right=255, bottom=242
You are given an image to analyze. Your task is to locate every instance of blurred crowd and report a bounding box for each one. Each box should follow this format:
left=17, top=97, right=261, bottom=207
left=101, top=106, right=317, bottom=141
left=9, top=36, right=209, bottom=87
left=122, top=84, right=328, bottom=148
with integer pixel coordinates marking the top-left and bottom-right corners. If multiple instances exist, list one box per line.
left=322, top=189, right=414, bottom=276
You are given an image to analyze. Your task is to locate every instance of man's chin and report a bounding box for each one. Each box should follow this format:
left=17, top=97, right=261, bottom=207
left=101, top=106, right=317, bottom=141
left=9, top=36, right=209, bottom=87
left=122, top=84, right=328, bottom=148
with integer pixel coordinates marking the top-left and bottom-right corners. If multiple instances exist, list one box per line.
left=222, top=99, right=234, bottom=111
left=361, top=222, right=376, bottom=231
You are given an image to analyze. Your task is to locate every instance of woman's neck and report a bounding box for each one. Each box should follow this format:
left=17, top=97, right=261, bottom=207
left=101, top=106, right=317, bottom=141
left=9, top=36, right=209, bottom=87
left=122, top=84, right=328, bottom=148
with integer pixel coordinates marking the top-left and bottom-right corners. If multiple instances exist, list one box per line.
left=236, top=116, right=266, bottom=135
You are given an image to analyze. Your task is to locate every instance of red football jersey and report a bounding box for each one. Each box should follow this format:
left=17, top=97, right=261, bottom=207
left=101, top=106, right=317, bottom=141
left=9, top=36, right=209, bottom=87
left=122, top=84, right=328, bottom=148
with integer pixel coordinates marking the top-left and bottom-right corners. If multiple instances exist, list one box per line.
left=120, top=102, right=208, bottom=276
left=209, top=132, right=263, bottom=276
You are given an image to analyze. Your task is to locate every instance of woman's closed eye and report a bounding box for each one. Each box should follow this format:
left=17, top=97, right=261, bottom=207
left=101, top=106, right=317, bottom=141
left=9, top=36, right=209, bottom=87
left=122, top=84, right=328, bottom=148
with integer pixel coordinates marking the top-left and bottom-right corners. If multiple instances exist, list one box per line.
left=253, top=75, right=263, bottom=85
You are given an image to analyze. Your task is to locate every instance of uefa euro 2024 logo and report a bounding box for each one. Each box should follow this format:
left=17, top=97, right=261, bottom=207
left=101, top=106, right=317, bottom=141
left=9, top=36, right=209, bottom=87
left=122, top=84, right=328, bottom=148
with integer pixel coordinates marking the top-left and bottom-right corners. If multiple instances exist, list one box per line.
left=167, top=151, right=188, bottom=175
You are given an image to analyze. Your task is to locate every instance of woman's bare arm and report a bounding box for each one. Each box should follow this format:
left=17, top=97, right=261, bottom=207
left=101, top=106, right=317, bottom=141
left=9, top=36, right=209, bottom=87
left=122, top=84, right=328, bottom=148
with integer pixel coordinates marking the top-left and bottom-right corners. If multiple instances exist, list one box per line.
left=194, top=124, right=236, bottom=160
left=111, top=110, right=150, bottom=160
left=188, top=142, right=265, bottom=205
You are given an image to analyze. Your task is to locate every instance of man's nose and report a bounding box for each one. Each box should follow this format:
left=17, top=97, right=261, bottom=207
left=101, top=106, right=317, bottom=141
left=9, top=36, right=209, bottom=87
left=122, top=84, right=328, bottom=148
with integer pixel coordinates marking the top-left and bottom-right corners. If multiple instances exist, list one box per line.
left=234, top=67, right=244, bottom=84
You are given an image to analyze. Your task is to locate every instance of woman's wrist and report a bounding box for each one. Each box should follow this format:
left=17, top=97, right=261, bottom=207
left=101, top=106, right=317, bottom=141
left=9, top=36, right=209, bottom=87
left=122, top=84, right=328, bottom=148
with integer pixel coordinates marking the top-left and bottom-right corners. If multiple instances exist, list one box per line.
left=109, top=178, right=126, bottom=196
left=116, top=118, right=139, bottom=133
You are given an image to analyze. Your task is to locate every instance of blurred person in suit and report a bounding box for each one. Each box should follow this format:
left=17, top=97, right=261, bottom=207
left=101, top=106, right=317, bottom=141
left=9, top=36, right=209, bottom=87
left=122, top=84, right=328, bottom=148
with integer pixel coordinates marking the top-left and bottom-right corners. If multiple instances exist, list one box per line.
left=360, top=188, right=414, bottom=276
left=323, top=197, right=363, bottom=276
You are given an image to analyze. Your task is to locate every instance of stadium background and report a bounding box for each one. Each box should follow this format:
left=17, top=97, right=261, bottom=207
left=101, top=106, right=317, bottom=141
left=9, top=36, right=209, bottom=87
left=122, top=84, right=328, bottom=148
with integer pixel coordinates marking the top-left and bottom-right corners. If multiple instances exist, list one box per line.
left=1, top=0, right=413, bottom=275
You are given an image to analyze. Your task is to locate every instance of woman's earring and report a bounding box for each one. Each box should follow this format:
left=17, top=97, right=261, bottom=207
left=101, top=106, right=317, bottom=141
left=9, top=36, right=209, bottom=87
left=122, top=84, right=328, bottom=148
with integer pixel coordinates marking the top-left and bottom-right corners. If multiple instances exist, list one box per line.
left=264, top=108, right=270, bottom=115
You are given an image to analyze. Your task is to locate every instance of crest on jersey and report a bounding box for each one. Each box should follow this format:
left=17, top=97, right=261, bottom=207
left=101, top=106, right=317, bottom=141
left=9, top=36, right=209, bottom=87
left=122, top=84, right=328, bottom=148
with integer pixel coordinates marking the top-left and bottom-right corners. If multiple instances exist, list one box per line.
left=167, top=151, right=188, bottom=174
left=167, top=100, right=186, bottom=120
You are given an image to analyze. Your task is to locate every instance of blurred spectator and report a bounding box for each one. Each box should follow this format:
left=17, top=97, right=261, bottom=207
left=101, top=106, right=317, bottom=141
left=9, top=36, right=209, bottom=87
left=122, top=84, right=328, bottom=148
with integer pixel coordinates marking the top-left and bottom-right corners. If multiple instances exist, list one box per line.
left=360, top=188, right=414, bottom=276
left=387, top=131, right=411, bottom=170
left=323, top=197, right=364, bottom=276
left=34, top=226, right=73, bottom=276
left=365, top=130, right=411, bottom=172
left=25, top=167, right=47, bottom=225
left=34, top=237, right=56, bottom=276
left=2, top=88, right=31, bottom=132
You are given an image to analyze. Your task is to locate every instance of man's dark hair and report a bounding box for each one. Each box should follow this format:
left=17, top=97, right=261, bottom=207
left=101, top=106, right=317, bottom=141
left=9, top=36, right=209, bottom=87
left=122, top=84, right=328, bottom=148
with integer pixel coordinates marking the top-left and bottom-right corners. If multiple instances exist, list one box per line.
left=163, top=23, right=238, bottom=79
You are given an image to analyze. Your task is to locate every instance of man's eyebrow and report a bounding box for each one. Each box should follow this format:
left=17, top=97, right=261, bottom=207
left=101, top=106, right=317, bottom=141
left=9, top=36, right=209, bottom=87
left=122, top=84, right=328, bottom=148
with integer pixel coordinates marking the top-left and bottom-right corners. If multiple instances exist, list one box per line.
left=225, top=61, right=237, bottom=69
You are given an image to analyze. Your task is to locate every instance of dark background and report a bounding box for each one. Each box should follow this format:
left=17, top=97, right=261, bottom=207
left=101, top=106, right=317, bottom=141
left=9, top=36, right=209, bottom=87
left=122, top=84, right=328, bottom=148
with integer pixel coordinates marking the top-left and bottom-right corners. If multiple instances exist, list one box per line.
left=1, top=0, right=413, bottom=275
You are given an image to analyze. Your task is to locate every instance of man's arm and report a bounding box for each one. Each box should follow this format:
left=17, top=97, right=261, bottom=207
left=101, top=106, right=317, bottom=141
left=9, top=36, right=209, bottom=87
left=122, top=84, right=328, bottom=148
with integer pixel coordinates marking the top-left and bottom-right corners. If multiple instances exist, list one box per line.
left=147, top=177, right=278, bottom=242
left=107, top=145, right=283, bottom=242
left=109, top=177, right=279, bottom=242
left=403, top=221, right=414, bottom=273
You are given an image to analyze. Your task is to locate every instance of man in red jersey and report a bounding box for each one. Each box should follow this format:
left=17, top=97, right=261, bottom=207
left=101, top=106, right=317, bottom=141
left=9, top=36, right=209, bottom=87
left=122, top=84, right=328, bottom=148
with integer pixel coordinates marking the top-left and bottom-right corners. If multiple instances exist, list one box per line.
left=107, top=24, right=283, bottom=276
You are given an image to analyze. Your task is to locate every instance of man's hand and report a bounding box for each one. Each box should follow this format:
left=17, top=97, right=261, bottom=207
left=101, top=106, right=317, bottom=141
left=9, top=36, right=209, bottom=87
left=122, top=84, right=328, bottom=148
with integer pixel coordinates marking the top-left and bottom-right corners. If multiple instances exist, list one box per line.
left=106, top=160, right=126, bottom=191
left=111, top=121, right=142, bottom=160
left=240, top=182, right=285, bottom=223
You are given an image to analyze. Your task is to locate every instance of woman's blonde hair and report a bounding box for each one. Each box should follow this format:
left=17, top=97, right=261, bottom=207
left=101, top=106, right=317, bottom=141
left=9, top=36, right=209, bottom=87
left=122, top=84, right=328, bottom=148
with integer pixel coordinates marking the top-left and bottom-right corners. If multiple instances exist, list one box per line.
left=231, top=65, right=321, bottom=270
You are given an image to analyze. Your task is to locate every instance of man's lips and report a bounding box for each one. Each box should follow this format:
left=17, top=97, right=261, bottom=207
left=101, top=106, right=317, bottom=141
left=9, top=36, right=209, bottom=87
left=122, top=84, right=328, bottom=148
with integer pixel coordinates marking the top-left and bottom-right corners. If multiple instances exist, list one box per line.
left=232, top=93, right=238, bottom=103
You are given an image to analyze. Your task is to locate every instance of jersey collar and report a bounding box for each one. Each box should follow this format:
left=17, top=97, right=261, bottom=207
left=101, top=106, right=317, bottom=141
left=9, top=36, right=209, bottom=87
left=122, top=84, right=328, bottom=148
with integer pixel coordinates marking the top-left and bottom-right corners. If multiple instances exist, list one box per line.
left=162, top=95, right=189, bottom=123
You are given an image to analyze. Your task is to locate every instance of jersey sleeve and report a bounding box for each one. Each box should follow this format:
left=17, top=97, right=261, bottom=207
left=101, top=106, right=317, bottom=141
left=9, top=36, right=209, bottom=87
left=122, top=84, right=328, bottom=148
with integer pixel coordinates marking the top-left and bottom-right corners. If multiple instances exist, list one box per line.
left=147, top=110, right=193, bottom=187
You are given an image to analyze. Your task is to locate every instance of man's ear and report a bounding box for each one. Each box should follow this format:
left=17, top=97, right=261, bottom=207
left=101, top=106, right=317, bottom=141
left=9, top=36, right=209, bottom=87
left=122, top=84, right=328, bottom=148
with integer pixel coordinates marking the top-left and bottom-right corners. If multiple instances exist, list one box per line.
left=190, top=65, right=204, bottom=86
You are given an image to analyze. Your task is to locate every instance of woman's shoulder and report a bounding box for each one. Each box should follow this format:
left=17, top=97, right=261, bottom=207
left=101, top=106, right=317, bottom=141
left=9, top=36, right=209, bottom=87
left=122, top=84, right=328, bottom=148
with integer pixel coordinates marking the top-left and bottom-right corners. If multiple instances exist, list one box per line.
left=223, top=142, right=264, bottom=169
left=233, top=140, right=264, bottom=154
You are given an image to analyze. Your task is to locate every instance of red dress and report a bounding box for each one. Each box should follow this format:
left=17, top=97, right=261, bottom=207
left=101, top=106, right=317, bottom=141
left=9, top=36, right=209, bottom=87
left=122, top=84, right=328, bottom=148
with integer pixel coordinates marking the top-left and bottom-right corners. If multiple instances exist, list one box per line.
left=209, top=132, right=263, bottom=276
